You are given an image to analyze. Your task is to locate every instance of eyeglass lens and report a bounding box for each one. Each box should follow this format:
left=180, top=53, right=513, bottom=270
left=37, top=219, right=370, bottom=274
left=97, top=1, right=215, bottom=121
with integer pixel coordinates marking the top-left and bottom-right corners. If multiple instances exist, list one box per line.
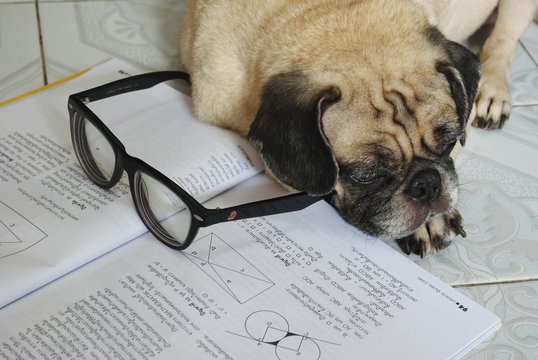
left=75, top=113, right=116, bottom=186
left=133, top=171, right=193, bottom=247
left=74, top=112, right=194, bottom=248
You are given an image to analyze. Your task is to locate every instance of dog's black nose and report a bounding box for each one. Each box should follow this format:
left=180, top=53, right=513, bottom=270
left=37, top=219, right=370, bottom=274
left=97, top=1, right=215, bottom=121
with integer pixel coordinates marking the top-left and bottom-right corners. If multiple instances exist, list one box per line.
left=405, top=168, right=441, bottom=204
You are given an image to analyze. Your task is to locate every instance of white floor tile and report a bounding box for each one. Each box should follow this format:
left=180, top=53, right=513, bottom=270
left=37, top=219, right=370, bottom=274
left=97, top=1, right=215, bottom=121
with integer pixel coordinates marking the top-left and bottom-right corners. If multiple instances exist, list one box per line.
left=458, top=281, right=538, bottom=360
left=0, top=3, right=44, bottom=102
left=511, top=26, right=538, bottom=106
left=502, top=105, right=538, bottom=146
left=510, top=64, right=538, bottom=106
left=39, top=1, right=113, bottom=83
left=39, top=0, right=188, bottom=84
left=520, top=21, right=538, bottom=57
left=0, top=0, right=33, bottom=3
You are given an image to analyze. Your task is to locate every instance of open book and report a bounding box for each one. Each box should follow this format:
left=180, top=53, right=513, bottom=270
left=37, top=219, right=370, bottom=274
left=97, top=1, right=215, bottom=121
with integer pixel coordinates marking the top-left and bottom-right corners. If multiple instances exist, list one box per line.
left=0, top=59, right=499, bottom=359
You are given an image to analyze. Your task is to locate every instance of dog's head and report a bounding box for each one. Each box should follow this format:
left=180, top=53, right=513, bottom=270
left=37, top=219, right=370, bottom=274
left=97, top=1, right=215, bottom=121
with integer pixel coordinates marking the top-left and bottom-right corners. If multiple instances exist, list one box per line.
left=248, top=25, right=480, bottom=240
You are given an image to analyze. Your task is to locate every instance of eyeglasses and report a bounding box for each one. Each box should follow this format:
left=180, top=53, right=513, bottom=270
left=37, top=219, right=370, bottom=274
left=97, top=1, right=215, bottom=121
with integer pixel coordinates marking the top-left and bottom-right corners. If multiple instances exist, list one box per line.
left=68, top=71, right=330, bottom=250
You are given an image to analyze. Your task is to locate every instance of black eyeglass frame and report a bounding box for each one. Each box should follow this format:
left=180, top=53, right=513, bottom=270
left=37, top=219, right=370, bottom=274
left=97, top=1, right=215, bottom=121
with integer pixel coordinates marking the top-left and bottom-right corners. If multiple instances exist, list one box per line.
left=68, top=71, right=331, bottom=250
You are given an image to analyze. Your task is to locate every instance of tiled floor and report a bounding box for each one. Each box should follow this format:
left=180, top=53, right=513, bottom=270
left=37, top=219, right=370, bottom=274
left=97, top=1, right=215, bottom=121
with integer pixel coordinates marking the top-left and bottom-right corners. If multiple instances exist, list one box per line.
left=1, top=1, right=537, bottom=359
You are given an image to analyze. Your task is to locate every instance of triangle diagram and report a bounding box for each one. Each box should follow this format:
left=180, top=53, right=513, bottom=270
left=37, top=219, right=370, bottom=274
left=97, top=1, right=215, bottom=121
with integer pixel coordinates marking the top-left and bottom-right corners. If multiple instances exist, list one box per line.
left=210, top=263, right=274, bottom=303
left=207, top=233, right=272, bottom=283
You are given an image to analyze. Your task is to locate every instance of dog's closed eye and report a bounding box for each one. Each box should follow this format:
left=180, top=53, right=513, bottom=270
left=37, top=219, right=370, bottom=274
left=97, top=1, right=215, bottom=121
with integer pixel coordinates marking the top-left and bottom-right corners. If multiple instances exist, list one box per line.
left=439, top=140, right=457, bottom=158
left=350, top=173, right=383, bottom=185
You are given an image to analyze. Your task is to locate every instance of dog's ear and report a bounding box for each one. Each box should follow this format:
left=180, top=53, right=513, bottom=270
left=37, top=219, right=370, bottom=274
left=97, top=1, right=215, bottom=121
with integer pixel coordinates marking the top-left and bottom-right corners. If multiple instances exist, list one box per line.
left=248, top=71, right=341, bottom=195
left=437, top=40, right=481, bottom=145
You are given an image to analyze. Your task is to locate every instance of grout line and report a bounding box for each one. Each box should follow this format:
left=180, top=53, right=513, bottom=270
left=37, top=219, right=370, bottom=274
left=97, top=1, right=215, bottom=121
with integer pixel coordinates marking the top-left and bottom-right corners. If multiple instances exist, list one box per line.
left=512, top=103, right=538, bottom=108
left=34, top=0, right=110, bottom=3
left=34, top=0, right=48, bottom=85
left=452, top=277, right=538, bottom=288
left=519, top=40, right=538, bottom=67
left=35, top=0, right=110, bottom=2
left=0, top=68, right=90, bottom=107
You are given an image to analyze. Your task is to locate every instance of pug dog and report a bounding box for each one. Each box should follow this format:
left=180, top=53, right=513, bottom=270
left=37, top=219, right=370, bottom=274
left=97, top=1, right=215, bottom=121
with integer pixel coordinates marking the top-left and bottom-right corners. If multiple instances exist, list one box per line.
left=178, top=0, right=537, bottom=257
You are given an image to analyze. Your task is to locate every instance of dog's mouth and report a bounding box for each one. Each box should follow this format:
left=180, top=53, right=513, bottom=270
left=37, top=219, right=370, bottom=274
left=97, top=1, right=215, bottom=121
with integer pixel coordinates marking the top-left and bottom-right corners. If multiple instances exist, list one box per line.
left=372, top=189, right=457, bottom=240
left=334, top=162, right=459, bottom=240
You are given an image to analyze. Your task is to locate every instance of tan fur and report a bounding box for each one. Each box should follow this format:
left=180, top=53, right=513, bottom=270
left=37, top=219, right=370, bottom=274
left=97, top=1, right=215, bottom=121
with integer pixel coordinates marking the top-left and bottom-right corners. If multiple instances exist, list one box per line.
left=181, top=1, right=442, bottom=135
left=180, top=0, right=459, bottom=164
left=473, top=0, right=538, bottom=128
left=178, top=0, right=536, bottom=256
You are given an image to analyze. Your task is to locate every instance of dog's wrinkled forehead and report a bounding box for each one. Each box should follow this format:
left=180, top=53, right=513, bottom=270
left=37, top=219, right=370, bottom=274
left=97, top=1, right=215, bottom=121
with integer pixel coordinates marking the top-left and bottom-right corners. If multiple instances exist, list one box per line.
left=324, top=34, right=479, bottom=169
left=324, top=69, right=463, bottom=168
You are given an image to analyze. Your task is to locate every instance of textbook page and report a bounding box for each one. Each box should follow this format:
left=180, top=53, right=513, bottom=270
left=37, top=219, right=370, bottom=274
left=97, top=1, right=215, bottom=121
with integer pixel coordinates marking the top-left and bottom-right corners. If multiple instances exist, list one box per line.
left=0, top=173, right=500, bottom=360
left=0, top=59, right=263, bottom=308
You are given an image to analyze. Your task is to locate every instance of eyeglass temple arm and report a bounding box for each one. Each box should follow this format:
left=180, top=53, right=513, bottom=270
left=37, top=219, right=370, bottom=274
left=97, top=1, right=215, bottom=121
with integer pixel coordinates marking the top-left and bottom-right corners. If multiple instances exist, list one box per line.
left=74, top=71, right=190, bottom=103
left=203, top=192, right=334, bottom=226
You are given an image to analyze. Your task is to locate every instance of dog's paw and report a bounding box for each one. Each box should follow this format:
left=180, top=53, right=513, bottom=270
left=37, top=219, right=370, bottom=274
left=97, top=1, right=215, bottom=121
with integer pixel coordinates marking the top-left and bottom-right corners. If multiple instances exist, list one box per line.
left=472, top=66, right=512, bottom=130
left=396, top=210, right=467, bottom=258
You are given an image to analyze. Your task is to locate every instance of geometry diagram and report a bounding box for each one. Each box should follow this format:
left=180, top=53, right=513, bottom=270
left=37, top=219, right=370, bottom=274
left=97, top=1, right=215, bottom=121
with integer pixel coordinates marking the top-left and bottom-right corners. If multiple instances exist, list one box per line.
left=182, top=233, right=274, bottom=303
left=227, top=310, right=339, bottom=360
left=0, top=201, right=48, bottom=259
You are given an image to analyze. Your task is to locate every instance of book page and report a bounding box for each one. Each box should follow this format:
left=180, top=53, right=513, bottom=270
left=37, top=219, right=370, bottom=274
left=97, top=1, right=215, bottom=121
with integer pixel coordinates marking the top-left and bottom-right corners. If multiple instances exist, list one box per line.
left=0, top=59, right=263, bottom=308
left=0, top=174, right=500, bottom=359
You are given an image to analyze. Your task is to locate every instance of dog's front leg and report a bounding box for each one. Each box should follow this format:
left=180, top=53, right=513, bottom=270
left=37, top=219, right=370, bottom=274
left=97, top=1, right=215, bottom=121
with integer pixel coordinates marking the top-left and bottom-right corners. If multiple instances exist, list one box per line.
left=473, top=0, right=538, bottom=130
